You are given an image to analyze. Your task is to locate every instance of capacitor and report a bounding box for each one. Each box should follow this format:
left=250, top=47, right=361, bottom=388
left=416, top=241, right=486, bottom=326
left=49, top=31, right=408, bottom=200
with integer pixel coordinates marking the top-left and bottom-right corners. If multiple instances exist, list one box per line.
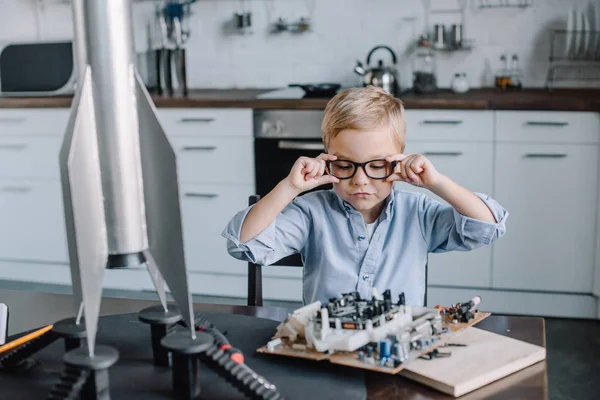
left=358, top=351, right=364, bottom=361
left=367, top=346, right=373, bottom=358
left=379, top=340, right=391, bottom=359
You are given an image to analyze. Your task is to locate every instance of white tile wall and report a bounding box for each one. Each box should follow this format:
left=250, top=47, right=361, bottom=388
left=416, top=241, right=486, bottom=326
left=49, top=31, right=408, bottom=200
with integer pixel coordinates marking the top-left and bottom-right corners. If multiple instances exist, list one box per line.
left=0, top=0, right=598, bottom=89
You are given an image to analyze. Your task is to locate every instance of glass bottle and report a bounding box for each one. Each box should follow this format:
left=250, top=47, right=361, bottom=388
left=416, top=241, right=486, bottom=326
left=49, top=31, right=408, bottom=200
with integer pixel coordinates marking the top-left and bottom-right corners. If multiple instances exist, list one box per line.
left=412, top=35, right=437, bottom=94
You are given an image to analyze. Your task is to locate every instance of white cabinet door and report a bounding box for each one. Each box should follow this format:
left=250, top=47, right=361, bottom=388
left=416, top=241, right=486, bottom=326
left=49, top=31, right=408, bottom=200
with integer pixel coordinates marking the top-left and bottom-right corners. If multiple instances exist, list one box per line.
left=395, top=142, right=494, bottom=288
left=0, top=180, right=68, bottom=264
left=492, top=143, right=598, bottom=293
left=179, top=183, right=254, bottom=274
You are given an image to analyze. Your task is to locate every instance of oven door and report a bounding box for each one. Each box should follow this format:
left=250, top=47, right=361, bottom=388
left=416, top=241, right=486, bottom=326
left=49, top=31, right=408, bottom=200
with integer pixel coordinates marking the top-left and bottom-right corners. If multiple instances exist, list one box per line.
left=254, top=138, right=331, bottom=198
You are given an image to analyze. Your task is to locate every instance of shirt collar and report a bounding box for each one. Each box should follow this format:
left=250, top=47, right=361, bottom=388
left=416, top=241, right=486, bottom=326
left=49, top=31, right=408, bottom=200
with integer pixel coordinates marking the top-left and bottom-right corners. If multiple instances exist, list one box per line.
left=330, top=188, right=395, bottom=220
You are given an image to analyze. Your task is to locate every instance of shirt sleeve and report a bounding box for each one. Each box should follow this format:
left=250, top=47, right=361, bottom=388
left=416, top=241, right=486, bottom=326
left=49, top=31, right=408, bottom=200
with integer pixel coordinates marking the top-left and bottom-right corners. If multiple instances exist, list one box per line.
left=221, top=197, right=311, bottom=265
left=417, top=192, right=508, bottom=253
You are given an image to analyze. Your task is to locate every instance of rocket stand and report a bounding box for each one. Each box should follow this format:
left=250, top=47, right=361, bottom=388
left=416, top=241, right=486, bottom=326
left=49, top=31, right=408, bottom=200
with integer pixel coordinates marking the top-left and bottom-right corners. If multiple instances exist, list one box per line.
left=138, top=305, right=182, bottom=367
left=161, top=331, right=213, bottom=400
left=53, top=317, right=87, bottom=352
left=48, top=345, right=119, bottom=400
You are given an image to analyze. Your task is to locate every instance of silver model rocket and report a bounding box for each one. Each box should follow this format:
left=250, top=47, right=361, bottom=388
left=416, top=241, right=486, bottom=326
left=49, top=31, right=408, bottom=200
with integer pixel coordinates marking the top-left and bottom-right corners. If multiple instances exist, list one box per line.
left=60, top=0, right=195, bottom=357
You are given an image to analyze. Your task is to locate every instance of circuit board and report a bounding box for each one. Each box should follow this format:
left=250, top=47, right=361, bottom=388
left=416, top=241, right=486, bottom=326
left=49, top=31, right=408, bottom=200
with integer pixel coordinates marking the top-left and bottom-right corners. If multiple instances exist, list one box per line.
left=256, top=291, right=491, bottom=374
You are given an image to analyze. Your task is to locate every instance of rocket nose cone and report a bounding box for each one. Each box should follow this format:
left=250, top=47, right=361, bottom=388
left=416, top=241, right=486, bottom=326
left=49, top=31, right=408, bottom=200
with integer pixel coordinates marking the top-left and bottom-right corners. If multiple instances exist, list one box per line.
left=106, top=252, right=147, bottom=269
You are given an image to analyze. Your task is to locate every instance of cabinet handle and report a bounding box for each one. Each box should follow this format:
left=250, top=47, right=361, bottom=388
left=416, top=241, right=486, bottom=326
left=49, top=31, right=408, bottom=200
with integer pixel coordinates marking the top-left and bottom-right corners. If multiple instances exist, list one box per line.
left=525, top=121, right=568, bottom=127
left=420, top=120, right=463, bottom=125
left=0, top=144, right=27, bottom=150
left=0, top=186, right=32, bottom=193
left=178, top=118, right=215, bottom=123
left=0, top=117, right=26, bottom=124
left=278, top=140, right=324, bottom=151
left=181, top=146, right=217, bottom=151
left=523, top=153, right=567, bottom=158
left=423, top=151, right=463, bottom=156
left=184, top=193, right=218, bottom=198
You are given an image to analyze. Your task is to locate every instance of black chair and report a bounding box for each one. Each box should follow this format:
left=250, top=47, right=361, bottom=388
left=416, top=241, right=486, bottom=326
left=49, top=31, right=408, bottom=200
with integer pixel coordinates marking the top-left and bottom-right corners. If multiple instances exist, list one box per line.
left=246, top=195, right=429, bottom=307
left=247, top=195, right=303, bottom=306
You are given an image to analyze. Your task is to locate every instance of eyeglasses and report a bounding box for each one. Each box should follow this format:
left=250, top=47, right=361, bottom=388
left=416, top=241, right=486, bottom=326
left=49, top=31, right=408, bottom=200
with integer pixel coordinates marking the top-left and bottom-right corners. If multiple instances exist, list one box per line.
left=326, top=159, right=398, bottom=180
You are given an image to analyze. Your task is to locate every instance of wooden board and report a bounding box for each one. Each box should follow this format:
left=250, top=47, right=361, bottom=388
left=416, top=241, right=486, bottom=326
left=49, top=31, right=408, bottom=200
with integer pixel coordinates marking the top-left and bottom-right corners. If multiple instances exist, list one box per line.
left=399, top=326, right=546, bottom=397
left=256, top=311, right=491, bottom=374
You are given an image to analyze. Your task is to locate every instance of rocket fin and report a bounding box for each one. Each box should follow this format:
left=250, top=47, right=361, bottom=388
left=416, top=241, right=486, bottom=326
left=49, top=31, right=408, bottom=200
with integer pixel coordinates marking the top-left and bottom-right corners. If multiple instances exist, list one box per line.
left=59, top=67, right=108, bottom=356
left=134, top=69, right=195, bottom=336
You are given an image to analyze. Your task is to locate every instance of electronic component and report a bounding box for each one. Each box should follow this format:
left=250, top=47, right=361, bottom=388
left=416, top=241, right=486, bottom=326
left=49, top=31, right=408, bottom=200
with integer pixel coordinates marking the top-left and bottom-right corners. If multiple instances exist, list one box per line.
left=265, top=289, right=486, bottom=371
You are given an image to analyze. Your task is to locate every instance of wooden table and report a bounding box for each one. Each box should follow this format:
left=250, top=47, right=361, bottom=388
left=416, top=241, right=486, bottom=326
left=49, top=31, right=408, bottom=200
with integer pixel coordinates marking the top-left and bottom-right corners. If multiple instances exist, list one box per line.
left=2, top=290, right=548, bottom=399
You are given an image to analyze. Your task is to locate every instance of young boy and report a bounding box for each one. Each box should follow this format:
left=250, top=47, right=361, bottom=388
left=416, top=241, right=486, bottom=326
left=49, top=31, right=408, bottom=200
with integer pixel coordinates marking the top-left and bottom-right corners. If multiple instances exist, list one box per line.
left=222, top=86, right=508, bottom=306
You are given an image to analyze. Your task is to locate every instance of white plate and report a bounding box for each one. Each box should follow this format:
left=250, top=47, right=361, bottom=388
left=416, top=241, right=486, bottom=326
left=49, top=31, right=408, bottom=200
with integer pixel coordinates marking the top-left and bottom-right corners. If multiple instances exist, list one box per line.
left=566, top=7, right=574, bottom=57
left=596, top=1, right=600, bottom=58
left=581, top=11, right=590, bottom=57
left=588, top=2, right=596, bottom=58
left=573, top=7, right=582, bottom=57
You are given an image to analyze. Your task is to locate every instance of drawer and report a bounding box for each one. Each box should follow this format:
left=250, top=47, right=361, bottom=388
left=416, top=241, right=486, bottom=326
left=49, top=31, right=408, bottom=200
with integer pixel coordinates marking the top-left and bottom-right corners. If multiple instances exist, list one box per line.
left=0, top=136, right=61, bottom=179
left=0, top=180, right=68, bottom=263
left=179, top=183, right=255, bottom=274
left=170, top=137, right=254, bottom=184
left=495, top=111, right=600, bottom=144
left=404, top=110, right=493, bottom=142
left=158, top=108, right=252, bottom=137
left=0, top=109, right=70, bottom=136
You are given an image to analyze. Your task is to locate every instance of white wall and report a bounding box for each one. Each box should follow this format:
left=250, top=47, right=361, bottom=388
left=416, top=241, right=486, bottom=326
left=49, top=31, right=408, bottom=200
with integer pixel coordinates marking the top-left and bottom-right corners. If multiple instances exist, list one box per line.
left=0, top=0, right=597, bottom=89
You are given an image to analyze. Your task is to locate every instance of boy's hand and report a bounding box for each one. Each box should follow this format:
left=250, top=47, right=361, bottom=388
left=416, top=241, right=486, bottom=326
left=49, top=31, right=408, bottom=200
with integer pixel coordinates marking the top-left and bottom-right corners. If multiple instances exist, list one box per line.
left=385, top=153, right=442, bottom=189
left=285, top=154, right=339, bottom=194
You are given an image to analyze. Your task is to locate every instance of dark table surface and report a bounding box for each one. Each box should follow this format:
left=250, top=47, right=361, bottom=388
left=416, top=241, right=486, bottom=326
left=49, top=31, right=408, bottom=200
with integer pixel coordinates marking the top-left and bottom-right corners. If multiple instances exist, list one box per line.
left=3, top=296, right=548, bottom=400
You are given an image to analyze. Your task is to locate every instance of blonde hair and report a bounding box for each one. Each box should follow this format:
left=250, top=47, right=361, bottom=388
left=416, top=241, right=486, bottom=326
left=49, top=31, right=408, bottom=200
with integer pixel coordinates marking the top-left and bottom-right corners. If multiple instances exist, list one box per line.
left=321, top=86, right=406, bottom=152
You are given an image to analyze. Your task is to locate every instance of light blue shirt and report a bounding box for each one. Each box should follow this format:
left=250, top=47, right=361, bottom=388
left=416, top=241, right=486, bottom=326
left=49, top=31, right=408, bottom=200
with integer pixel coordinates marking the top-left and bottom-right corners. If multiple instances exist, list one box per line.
left=221, top=188, right=508, bottom=306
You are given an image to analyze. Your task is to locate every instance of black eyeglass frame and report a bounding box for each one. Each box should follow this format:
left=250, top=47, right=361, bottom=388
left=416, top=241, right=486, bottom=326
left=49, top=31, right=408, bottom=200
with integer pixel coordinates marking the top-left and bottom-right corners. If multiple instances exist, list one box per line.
left=326, top=159, right=398, bottom=180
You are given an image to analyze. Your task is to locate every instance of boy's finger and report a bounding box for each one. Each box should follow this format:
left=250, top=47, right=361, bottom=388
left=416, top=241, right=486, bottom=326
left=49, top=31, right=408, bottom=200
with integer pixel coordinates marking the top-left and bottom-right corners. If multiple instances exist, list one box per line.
left=386, top=153, right=408, bottom=162
left=316, top=175, right=339, bottom=185
left=318, top=153, right=337, bottom=161
left=318, top=160, right=326, bottom=177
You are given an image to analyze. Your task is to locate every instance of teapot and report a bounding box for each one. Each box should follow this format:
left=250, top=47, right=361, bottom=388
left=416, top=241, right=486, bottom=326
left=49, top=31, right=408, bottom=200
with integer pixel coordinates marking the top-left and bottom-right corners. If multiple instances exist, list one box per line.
left=354, top=45, right=400, bottom=96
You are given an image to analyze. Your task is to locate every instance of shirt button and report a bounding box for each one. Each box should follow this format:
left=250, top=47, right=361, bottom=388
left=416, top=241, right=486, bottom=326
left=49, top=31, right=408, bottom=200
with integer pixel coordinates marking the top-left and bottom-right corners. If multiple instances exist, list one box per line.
left=362, top=274, right=370, bottom=281
left=344, top=206, right=351, bottom=212
left=357, top=235, right=366, bottom=241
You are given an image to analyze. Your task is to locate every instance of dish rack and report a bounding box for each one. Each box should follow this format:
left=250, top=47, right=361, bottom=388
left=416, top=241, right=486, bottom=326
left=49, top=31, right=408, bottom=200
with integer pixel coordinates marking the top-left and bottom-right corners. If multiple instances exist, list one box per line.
left=545, top=29, right=600, bottom=89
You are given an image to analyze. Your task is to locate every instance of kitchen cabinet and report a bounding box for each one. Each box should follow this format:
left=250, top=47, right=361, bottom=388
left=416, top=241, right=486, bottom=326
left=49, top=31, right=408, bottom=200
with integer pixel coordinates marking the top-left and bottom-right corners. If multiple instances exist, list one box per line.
left=179, top=183, right=254, bottom=274
left=169, top=136, right=254, bottom=184
left=159, top=108, right=255, bottom=287
left=0, top=180, right=68, bottom=263
left=0, top=136, right=62, bottom=179
left=0, top=107, right=256, bottom=300
left=492, top=111, right=600, bottom=294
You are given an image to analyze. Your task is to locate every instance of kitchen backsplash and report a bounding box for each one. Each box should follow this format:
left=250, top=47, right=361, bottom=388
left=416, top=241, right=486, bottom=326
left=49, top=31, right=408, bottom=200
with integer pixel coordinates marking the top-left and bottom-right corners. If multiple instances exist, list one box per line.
left=0, top=0, right=597, bottom=89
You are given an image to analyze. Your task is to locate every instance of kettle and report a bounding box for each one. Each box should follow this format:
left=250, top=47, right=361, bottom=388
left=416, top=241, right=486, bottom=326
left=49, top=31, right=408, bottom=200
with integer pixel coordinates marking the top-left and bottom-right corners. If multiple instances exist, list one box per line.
left=354, top=45, right=400, bottom=96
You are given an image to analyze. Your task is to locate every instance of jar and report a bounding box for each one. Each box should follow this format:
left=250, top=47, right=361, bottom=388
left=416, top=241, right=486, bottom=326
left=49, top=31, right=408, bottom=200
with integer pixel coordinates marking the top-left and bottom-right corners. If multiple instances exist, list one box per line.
left=412, top=35, right=437, bottom=94
left=451, top=73, right=469, bottom=93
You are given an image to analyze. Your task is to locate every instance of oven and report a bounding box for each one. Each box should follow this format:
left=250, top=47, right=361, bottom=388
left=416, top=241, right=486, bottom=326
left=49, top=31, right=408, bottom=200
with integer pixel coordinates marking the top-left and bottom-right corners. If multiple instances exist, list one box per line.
left=253, top=109, right=332, bottom=198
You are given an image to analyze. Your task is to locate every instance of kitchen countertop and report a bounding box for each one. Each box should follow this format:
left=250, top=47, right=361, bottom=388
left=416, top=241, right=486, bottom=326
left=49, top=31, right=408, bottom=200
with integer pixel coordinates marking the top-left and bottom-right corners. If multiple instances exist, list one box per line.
left=0, top=88, right=599, bottom=111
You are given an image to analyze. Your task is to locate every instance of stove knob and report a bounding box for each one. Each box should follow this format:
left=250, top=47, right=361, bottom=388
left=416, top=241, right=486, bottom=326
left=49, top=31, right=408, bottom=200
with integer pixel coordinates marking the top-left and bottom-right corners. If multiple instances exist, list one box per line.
left=261, top=120, right=275, bottom=135
left=275, top=120, right=286, bottom=134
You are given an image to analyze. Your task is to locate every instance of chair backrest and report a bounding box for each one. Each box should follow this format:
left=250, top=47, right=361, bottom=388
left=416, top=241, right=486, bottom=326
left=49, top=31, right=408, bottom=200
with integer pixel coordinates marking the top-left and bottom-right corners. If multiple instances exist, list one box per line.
left=247, top=195, right=303, bottom=306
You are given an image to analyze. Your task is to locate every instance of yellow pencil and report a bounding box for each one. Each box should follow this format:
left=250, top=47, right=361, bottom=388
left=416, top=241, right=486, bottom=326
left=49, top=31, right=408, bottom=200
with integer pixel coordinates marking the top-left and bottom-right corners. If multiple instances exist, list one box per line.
left=0, top=324, right=53, bottom=355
